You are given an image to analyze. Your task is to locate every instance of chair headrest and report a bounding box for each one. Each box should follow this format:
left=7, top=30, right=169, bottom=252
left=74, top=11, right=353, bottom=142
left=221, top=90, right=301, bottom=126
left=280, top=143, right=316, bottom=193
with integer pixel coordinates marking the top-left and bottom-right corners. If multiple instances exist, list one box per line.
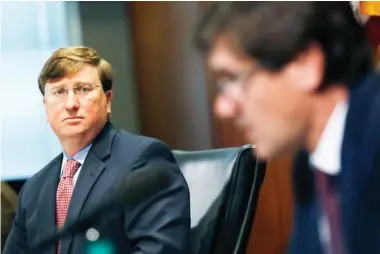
left=173, top=145, right=253, bottom=228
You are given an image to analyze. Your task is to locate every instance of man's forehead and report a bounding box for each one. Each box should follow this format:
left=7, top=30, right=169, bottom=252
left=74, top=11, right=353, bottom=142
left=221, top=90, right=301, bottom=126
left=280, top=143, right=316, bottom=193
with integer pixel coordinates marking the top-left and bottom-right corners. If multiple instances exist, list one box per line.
left=45, top=65, right=99, bottom=86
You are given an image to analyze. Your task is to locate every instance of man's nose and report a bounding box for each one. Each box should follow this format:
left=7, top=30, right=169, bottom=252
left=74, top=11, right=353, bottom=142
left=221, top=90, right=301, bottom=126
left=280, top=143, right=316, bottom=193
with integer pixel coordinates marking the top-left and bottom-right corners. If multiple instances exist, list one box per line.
left=214, top=95, right=241, bottom=120
left=65, top=91, right=80, bottom=110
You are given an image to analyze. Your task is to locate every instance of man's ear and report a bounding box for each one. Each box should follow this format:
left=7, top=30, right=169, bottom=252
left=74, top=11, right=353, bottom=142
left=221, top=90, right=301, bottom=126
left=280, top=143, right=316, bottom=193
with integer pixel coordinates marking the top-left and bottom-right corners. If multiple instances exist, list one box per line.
left=287, top=43, right=325, bottom=92
left=106, top=90, right=113, bottom=114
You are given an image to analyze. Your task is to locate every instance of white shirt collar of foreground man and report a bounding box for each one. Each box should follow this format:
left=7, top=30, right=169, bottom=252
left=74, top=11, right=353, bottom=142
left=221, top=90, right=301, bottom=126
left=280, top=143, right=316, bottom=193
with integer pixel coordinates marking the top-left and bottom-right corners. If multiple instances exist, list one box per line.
left=310, top=100, right=349, bottom=175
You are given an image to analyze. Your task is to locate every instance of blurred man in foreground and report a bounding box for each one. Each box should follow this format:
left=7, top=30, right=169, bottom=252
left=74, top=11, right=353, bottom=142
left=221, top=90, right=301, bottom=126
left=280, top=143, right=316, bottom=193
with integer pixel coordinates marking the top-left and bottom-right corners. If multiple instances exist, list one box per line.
left=196, top=2, right=380, bottom=254
left=4, top=47, right=190, bottom=254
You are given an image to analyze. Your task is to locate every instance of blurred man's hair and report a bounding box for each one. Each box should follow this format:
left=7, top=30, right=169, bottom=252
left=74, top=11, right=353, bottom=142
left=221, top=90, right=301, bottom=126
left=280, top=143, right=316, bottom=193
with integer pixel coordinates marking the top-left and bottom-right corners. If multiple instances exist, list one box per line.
left=38, top=47, right=113, bottom=94
left=195, top=2, right=373, bottom=89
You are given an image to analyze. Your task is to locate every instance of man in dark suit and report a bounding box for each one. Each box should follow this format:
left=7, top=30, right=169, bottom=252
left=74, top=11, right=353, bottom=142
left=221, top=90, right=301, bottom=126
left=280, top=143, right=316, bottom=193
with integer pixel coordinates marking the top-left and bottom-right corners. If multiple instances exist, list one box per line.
left=3, top=47, right=190, bottom=254
left=195, top=2, right=380, bottom=254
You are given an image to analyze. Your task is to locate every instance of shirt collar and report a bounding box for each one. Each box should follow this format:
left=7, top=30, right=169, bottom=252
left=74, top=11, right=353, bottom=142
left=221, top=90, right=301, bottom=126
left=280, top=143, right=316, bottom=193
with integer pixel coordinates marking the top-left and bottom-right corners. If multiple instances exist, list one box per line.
left=310, top=100, right=348, bottom=175
left=62, top=144, right=92, bottom=165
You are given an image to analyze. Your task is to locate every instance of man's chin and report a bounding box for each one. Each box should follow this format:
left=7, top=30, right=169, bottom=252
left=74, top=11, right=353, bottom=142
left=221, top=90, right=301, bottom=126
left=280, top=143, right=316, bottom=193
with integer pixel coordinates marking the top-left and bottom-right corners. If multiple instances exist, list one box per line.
left=59, top=125, right=87, bottom=138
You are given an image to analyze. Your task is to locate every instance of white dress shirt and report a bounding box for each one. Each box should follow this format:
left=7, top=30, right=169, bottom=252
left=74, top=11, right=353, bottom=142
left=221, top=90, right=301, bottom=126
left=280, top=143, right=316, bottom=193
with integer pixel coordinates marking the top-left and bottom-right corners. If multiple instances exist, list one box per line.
left=310, top=100, right=349, bottom=175
left=60, top=144, right=92, bottom=186
left=309, top=100, right=349, bottom=252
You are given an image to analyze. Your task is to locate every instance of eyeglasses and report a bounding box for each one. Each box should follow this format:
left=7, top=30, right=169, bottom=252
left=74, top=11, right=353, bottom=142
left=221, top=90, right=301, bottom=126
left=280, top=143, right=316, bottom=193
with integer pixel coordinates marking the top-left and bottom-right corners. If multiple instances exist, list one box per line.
left=44, top=83, right=102, bottom=101
left=216, top=65, right=260, bottom=97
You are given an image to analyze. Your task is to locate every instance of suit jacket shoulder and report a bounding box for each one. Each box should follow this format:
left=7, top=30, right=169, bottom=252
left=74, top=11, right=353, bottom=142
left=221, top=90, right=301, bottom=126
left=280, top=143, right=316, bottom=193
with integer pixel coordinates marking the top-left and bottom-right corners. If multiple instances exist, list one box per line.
left=113, top=129, right=176, bottom=165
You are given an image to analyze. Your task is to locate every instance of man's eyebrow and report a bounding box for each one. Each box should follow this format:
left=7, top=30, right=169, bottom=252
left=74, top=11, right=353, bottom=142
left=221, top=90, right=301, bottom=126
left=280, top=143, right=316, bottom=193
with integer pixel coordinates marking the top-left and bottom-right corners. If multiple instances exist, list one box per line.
left=46, top=83, right=65, bottom=89
left=74, top=81, right=94, bottom=86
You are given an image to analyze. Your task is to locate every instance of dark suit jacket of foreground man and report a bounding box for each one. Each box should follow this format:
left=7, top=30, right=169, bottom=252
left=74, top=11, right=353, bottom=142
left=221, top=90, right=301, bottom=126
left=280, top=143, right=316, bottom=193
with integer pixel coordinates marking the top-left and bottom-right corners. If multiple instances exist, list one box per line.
left=290, top=73, right=380, bottom=254
left=4, top=122, right=191, bottom=254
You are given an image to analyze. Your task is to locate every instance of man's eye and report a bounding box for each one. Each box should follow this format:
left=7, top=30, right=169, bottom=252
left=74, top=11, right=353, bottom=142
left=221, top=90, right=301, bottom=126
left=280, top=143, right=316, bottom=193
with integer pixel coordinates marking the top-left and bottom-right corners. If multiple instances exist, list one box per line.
left=76, top=84, right=93, bottom=93
left=79, top=86, right=92, bottom=93
left=54, top=89, right=66, bottom=95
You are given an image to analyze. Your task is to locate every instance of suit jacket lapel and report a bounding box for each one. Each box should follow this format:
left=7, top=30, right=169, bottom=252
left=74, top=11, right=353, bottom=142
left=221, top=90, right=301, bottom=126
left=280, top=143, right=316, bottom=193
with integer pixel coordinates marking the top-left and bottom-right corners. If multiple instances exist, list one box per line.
left=37, top=154, right=62, bottom=254
left=60, top=122, right=117, bottom=253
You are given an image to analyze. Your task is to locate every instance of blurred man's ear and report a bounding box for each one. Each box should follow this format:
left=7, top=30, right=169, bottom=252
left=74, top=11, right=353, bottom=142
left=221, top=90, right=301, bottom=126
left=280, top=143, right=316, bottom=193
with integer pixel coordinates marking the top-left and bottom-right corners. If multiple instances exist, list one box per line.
left=287, top=43, right=325, bottom=92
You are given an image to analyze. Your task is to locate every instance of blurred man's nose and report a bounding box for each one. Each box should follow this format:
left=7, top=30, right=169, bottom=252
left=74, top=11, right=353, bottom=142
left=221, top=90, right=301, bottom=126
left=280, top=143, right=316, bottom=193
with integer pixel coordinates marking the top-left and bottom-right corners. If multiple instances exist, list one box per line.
left=65, top=91, right=80, bottom=110
left=214, top=95, right=241, bottom=120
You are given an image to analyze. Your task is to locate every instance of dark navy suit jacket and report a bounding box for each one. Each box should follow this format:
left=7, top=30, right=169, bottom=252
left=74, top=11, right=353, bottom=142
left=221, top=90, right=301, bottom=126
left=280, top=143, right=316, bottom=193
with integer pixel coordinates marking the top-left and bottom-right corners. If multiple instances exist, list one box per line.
left=3, top=122, right=191, bottom=254
left=290, top=73, right=380, bottom=254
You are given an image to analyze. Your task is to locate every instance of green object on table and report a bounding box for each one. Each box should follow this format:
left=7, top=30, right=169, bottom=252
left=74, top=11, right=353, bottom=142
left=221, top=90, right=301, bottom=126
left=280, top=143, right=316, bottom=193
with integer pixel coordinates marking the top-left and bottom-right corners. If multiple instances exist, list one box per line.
left=86, top=239, right=115, bottom=254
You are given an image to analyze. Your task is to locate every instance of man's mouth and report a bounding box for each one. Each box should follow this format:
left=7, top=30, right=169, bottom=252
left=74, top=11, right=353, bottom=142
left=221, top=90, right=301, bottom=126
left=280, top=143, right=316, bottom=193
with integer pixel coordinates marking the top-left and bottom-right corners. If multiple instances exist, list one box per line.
left=63, top=116, right=83, bottom=121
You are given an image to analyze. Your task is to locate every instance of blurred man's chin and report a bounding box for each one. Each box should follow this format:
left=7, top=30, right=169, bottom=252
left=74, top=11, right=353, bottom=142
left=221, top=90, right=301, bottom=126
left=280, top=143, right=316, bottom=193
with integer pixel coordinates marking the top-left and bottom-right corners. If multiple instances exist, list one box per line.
left=253, top=144, right=284, bottom=161
left=253, top=147, right=271, bottom=160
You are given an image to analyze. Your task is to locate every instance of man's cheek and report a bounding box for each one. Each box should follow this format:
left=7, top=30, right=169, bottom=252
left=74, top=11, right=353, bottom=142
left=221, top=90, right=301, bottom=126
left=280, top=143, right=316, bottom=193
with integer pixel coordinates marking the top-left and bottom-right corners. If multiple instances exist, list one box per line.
left=46, top=109, right=60, bottom=122
left=81, top=98, right=97, bottom=112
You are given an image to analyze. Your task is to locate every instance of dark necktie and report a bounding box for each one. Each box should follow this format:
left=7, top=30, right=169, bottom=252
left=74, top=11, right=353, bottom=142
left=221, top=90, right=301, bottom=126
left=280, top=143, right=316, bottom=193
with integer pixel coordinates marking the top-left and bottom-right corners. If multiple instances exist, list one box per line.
left=314, top=169, right=346, bottom=254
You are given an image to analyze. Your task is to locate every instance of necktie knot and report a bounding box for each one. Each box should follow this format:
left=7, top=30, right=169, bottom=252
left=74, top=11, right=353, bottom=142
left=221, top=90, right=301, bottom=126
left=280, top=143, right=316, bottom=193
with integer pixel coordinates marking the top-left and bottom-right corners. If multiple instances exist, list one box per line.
left=62, top=159, right=81, bottom=178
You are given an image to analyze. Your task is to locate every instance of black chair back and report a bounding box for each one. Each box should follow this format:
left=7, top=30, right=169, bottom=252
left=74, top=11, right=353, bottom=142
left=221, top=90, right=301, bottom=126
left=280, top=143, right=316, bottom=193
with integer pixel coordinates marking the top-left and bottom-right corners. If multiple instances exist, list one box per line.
left=173, top=145, right=266, bottom=254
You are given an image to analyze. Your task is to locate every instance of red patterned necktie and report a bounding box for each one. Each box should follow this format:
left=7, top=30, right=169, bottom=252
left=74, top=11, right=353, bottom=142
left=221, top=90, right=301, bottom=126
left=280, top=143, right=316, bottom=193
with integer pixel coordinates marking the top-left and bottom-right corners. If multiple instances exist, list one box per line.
left=56, top=159, right=81, bottom=253
left=314, top=169, right=346, bottom=254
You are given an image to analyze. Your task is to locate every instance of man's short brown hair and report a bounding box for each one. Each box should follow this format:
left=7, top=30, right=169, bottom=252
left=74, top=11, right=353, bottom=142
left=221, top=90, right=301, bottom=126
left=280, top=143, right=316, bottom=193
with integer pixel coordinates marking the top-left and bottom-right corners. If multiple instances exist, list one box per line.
left=195, top=2, right=372, bottom=89
left=38, top=47, right=113, bottom=95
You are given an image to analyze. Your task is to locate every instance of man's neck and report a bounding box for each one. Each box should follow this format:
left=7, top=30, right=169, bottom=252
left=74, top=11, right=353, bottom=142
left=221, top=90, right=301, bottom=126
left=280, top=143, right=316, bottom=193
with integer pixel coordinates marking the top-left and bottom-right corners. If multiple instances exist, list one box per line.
left=306, top=86, right=348, bottom=153
left=60, top=122, right=106, bottom=157
left=61, top=138, right=92, bottom=157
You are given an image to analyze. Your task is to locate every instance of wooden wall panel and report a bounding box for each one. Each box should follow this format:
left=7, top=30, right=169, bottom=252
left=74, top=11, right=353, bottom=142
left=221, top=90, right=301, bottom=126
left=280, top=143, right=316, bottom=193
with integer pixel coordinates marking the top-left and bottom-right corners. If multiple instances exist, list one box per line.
left=128, top=1, right=214, bottom=150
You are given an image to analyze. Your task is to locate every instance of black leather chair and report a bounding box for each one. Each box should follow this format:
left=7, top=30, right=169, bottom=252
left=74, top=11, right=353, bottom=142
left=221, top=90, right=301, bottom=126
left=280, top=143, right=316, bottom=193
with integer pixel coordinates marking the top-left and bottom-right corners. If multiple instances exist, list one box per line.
left=173, top=145, right=266, bottom=254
